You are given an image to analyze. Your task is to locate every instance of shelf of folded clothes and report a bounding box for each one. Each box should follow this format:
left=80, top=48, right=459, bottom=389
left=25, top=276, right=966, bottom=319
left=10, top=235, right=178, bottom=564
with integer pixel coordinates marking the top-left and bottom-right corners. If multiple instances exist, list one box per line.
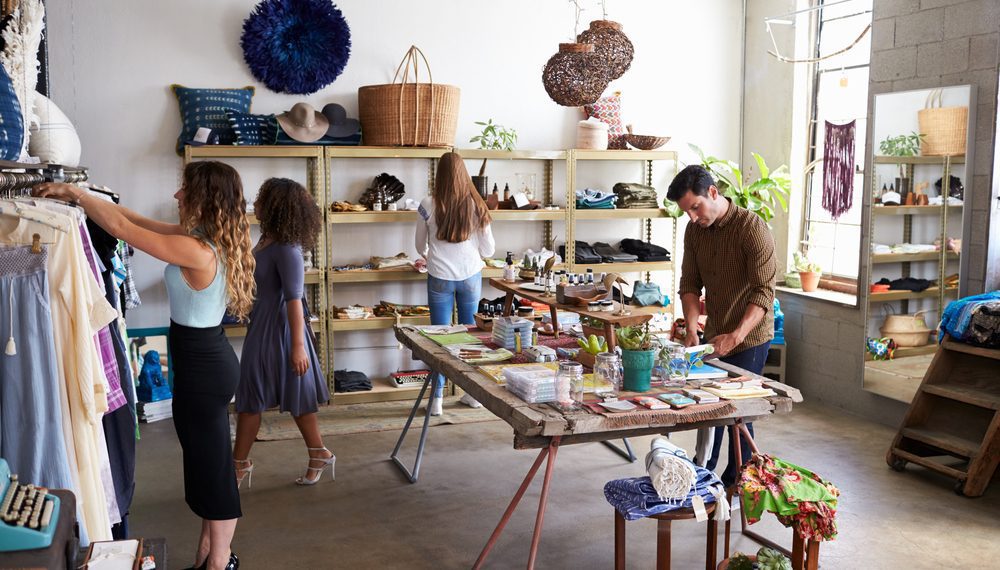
left=570, top=261, right=673, bottom=273
left=187, top=145, right=324, bottom=159
left=304, top=269, right=323, bottom=284
left=873, top=154, right=965, bottom=165
left=328, top=315, right=431, bottom=332
left=869, top=286, right=959, bottom=302
left=574, top=208, right=671, bottom=219
left=573, top=149, right=678, bottom=161
left=871, top=251, right=959, bottom=264
left=872, top=204, right=962, bottom=216
left=334, top=377, right=428, bottom=404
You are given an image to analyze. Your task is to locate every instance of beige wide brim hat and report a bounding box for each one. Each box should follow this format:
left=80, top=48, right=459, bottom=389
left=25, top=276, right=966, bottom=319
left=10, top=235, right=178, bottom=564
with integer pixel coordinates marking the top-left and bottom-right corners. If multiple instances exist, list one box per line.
left=277, top=102, right=330, bottom=143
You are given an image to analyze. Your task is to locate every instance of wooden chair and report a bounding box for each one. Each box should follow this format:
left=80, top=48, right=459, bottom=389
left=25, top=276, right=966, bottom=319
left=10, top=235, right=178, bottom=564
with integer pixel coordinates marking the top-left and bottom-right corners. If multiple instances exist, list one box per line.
left=614, top=503, right=718, bottom=570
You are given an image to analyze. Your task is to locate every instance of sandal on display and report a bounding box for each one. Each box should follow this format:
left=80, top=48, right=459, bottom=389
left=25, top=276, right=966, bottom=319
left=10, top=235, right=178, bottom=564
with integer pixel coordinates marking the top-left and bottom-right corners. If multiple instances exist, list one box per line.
left=234, top=458, right=254, bottom=489
left=296, top=447, right=336, bottom=485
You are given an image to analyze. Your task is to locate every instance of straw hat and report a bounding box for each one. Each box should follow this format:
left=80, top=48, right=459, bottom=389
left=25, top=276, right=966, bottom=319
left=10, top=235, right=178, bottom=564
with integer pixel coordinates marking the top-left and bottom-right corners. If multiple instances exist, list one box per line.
left=277, top=102, right=329, bottom=142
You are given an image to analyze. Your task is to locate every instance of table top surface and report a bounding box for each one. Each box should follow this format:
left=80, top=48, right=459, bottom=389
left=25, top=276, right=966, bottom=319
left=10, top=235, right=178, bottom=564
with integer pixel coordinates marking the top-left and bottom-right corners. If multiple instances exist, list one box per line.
left=488, top=278, right=670, bottom=327
left=395, top=325, right=801, bottom=449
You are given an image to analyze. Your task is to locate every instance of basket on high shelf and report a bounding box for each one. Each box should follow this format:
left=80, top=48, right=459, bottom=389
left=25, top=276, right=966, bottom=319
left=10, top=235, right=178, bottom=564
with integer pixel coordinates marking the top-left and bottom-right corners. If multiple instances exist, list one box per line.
left=918, top=89, right=968, bottom=156
left=358, top=46, right=459, bottom=147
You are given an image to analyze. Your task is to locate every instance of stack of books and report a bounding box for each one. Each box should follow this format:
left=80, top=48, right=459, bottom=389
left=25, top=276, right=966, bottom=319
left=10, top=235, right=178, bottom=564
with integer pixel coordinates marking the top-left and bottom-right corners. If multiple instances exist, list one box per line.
left=138, top=399, right=173, bottom=423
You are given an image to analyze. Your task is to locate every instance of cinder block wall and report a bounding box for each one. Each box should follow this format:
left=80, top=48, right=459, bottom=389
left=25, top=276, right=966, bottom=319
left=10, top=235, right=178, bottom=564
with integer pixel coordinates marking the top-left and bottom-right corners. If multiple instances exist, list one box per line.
left=781, top=0, right=999, bottom=426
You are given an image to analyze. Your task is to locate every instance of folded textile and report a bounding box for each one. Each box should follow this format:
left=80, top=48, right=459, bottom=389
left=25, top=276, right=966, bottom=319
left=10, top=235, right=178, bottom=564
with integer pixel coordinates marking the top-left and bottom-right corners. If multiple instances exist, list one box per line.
left=612, top=182, right=659, bottom=209
left=740, top=453, right=839, bottom=542
left=939, top=291, right=1000, bottom=344
left=593, top=242, right=638, bottom=263
left=333, top=370, right=372, bottom=392
left=875, top=276, right=934, bottom=292
left=702, top=386, right=776, bottom=400
left=371, top=252, right=415, bottom=269
left=645, top=437, right=698, bottom=502
left=559, top=241, right=602, bottom=264
left=605, top=467, right=729, bottom=522
left=706, top=377, right=764, bottom=390
left=619, top=238, right=671, bottom=262
left=575, top=188, right=618, bottom=209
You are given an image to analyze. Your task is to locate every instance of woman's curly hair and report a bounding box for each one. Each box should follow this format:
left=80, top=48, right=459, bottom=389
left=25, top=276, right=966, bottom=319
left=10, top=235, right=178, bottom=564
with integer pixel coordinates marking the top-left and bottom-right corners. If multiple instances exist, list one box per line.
left=179, top=161, right=256, bottom=321
left=254, top=178, right=322, bottom=250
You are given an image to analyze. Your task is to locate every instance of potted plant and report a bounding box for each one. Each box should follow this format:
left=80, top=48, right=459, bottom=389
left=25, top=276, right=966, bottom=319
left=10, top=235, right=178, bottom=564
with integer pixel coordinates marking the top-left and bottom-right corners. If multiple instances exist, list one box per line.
left=581, top=315, right=605, bottom=339
left=663, top=144, right=791, bottom=227
left=878, top=132, right=923, bottom=199
left=616, top=325, right=656, bottom=392
left=468, top=119, right=517, bottom=198
left=575, top=333, right=608, bottom=368
left=793, top=251, right=822, bottom=292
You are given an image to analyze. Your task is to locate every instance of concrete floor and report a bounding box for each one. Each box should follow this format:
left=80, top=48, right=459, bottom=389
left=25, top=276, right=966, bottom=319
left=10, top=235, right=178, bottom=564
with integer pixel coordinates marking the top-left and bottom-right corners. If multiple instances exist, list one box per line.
left=129, top=402, right=1000, bottom=569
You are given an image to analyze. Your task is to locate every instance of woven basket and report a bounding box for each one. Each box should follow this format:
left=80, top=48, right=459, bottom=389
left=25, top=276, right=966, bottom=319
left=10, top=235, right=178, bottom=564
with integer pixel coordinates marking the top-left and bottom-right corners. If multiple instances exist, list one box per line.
left=358, top=46, right=460, bottom=147
left=918, top=89, right=967, bottom=156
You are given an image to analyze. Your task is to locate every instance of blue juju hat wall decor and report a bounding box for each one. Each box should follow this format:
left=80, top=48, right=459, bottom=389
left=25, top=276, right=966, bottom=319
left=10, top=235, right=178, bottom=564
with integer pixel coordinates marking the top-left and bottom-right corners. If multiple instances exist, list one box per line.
left=241, top=0, right=352, bottom=95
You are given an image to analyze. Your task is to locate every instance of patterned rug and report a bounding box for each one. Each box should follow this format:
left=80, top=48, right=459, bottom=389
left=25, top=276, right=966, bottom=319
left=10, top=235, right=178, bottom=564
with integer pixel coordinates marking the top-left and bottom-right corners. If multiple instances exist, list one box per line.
left=240, top=396, right=500, bottom=441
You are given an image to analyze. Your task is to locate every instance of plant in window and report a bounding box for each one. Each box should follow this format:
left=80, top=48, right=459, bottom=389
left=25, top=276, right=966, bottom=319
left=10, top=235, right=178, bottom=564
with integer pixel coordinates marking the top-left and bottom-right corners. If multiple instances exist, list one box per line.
left=793, top=251, right=822, bottom=292
left=663, top=144, right=791, bottom=226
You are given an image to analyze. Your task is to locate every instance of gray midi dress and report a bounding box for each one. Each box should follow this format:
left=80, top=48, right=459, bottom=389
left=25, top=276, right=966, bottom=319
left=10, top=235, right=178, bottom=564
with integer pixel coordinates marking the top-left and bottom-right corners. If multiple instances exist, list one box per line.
left=236, top=243, right=328, bottom=415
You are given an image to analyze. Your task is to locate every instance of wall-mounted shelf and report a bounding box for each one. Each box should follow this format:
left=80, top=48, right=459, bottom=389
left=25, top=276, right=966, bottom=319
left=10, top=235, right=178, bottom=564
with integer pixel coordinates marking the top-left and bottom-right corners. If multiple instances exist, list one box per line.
left=328, top=267, right=507, bottom=283
left=872, top=205, right=963, bottom=216
left=187, top=145, right=323, bottom=159
left=869, top=286, right=959, bottom=302
left=328, top=315, right=431, bottom=332
left=455, top=149, right=567, bottom=161
left=574, top=208, right=671, bottom=220
left=332, top=378, right=426, bottom=404
left=873, top=155, right=965, bottom=165
left=571, top=261, right=674, bottom=274
left=328, top=210, right=418, bottom=223
left=327, top=146, right=451, bottom=159
left=489, top=209, right=567, bottom=221
left=573, top=150, right=678, bottom=161
left=871, top=252, right=960, bottom=264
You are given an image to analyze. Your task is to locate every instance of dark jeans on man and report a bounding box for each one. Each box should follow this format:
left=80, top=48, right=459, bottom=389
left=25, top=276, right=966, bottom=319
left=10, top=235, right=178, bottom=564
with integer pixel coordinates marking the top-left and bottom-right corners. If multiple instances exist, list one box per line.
left=705, top=341, right=771, bottom=486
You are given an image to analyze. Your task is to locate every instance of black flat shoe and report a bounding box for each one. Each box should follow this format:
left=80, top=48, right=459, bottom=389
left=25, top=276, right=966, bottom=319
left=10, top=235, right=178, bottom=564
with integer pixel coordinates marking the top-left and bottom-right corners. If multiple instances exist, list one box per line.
left=226, top=552, right=239, bottom=570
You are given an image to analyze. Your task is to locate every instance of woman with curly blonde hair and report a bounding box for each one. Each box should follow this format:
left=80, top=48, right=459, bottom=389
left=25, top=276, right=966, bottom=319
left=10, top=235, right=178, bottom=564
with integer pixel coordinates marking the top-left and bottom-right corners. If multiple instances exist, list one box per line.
left=35, top=160, right=255, bottom=570
left=232, top=178, right=331, bottom=487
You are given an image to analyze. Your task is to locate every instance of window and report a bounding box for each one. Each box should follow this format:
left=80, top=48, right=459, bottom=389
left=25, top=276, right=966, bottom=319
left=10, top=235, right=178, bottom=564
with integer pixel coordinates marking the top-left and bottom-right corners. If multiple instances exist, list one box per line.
left=800, top=0, right=872, bottom=279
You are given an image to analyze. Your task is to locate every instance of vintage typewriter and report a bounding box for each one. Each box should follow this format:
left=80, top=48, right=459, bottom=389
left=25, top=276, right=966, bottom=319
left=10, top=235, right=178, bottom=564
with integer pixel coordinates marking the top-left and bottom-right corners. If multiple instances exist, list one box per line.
left=389, top=369, right=431, bottom=388
left=0, top=458, right=60, bottom=552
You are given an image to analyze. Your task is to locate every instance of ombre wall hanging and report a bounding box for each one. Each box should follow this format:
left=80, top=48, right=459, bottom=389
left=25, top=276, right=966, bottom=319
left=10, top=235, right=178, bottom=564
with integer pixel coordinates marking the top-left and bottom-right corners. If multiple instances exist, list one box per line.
left=822, top=120, right=856, bottom=220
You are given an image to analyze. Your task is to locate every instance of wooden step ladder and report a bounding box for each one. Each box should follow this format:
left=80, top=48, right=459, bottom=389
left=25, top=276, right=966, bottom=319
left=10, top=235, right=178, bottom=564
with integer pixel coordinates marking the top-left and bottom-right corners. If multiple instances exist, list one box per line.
left=886, top=336, right=1000, bottom=497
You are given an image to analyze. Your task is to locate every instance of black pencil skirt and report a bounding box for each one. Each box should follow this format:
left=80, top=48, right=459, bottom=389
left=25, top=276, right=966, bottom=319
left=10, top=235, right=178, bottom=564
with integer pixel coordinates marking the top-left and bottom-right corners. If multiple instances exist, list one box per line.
left=169, top=321, right=242, bottom=520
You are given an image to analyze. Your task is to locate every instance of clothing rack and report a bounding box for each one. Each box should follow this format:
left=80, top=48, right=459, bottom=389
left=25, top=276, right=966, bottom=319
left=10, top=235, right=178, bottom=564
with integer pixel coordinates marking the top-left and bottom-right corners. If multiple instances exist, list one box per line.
left=0, top=163, right=90, bottom=198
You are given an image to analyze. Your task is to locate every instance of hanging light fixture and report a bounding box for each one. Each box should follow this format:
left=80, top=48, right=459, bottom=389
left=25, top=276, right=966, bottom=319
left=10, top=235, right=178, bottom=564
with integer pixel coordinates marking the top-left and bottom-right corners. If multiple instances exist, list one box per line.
left=542, top=42, right=609, bottom=107
left=577, top=19, right=633, bottom=81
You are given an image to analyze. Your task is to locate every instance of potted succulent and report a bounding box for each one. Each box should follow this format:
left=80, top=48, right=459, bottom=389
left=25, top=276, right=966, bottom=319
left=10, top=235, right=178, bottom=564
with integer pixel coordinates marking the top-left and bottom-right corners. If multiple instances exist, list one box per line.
left=878, top=132, right=924, bottom=199
left=469, top=119, right=517, bottom=198
left=663, top=144, right=791, bottom=227
left=793, top=251, right=822, bottom=292
left=575, top=333, right=608, bottom=368
left=616, top=325, right=656, bottom=392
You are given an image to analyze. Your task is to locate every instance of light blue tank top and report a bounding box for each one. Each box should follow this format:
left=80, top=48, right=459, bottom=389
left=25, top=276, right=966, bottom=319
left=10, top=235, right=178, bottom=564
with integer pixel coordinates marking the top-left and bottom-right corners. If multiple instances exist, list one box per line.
left=164, top=240, right=227, bottom=328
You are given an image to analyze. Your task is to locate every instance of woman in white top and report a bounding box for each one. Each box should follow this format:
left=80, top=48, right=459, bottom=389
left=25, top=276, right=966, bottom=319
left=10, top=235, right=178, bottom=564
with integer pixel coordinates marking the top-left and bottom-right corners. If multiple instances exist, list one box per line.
left=415, top=152, right=495, bottom=415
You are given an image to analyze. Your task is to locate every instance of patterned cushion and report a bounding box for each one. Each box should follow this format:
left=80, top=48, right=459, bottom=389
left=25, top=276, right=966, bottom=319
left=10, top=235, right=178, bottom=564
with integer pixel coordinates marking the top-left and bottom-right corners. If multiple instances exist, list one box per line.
left=226, top=110, right=278, bottom=146
left=171, top=85, right=255, bottom=155
left=584, top=93, right=626, bottom=150
left=0, top=65, right=24, bottom=161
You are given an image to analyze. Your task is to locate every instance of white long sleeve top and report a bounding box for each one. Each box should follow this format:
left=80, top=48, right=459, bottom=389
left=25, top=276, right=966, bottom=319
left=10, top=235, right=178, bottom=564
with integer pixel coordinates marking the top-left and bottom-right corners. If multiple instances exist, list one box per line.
left=415, top=196, right=496, bottom=281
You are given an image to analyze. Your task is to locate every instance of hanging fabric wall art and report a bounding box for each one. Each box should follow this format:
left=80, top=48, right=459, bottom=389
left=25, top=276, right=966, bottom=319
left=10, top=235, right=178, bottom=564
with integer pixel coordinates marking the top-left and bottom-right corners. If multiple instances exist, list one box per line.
left=241, top=0, right=351, bottom=95
left=821, top=120, right=856, bottom=220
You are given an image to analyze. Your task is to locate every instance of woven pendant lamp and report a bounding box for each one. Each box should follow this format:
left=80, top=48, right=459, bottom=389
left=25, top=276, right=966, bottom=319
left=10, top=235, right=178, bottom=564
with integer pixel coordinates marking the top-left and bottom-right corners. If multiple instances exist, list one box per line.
left=577, top=20, right=633, bottom=80
left=542, top=43, right=610, bottom=107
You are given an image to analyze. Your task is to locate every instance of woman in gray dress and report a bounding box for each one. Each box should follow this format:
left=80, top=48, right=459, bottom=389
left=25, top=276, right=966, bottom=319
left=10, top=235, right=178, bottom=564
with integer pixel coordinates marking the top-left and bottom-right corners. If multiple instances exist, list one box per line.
left=233, top=178, right=332, bottom=486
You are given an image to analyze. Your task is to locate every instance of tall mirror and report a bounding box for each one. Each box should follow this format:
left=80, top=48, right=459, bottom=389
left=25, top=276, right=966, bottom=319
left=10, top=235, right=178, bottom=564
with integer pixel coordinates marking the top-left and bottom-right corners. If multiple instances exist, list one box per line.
left=862, top=85, right=976, bottom=403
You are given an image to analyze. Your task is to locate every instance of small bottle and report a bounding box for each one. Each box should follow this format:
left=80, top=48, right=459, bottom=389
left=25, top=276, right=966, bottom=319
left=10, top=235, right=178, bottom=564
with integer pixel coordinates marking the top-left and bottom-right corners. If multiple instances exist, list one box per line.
left=487, top=184, right=500, bottom=210
left=372, top=188, right=383, bottom=211
left=503, top=183, right=511, bottom=202
left=504, top=251, right=516, bottom=282
left=586, top=268, right=594, bottom=284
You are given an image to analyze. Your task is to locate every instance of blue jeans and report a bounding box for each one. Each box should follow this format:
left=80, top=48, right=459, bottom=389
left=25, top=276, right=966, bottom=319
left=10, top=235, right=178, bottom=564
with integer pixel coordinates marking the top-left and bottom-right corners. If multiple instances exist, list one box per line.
left=705, top=341, right=771, bottom=486
left=427, top=273, right=482, bottom=397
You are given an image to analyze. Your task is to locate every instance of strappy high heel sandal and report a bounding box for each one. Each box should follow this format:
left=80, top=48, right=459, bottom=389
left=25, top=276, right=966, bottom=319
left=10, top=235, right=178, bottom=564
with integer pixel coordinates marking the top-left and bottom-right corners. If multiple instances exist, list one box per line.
left=296, top=447, right=335, bottom=485
left=234, top=458, right=255, bottom=489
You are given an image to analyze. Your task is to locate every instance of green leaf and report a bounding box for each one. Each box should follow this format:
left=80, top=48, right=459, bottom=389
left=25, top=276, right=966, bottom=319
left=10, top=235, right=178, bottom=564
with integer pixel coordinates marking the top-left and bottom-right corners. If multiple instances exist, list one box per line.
left=661, top=198, right=683, bottom=218
left=752, top=152, right=770, bottom=179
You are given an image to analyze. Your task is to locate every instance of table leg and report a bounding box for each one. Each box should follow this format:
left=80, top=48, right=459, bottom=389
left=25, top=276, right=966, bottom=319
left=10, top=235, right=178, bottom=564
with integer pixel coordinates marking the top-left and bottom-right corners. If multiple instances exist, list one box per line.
left=604, top=322, right=617, bottom=351
left=503, top=291, right=516, bottom=316
left=474, top=436, right=562, bottom=570
left=527, top=438, right=560, bottom=569
left=389, top=373, right=435, bottom=484
left=706, top=515, right=717, bottom=570
left=550, top=305, right=560, bottom=338
left=791, top=532, right=805, bottom=570
left=655, top=518, right=672, bottom=570
left=805, top=538, right=820, bottom=570
left=601, top=438, right=638, bottom=462
left=614, top=510, right=626, bottom=570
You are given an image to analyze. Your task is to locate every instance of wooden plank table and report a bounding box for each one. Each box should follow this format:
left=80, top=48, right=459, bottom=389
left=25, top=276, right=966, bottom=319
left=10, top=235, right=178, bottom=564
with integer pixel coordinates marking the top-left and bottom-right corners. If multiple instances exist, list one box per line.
left=391, top=325, right=802, bottom=569
left=487, top=278, right=670, bottom=350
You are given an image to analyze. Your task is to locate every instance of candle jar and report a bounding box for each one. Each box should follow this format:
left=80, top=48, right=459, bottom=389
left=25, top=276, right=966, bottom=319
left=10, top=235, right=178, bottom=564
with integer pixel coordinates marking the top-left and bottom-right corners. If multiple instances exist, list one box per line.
left=516, top=172, right=537, bottom=201
left=593, top=352, right=622, bottom=398
left=555, top=361, right=584, bottom=411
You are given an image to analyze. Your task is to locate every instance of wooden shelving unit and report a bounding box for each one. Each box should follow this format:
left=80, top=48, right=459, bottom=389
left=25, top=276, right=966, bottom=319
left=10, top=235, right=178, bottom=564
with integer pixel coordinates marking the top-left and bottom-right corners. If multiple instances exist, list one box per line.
left=869, top=286, right=959, bottom=302
left=871, top=251, right=959, bottom=264
left=328, top=315, right=431, bottom=332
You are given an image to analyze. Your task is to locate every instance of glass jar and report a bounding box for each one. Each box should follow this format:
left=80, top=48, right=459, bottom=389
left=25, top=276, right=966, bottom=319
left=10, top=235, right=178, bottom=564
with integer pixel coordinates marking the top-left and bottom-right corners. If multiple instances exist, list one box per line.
left=666, top=345, right=691, bottom=385
left=593, top=352, right=622, bottom=399
left=516, top=172, right=537, bottom=201
left=555, top=361, right=584, bottom=411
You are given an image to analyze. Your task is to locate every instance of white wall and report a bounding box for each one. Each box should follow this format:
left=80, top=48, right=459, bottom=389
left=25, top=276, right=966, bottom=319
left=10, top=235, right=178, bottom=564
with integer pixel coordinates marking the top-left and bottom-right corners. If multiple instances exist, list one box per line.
left=46, top=0, right=743, bottom=370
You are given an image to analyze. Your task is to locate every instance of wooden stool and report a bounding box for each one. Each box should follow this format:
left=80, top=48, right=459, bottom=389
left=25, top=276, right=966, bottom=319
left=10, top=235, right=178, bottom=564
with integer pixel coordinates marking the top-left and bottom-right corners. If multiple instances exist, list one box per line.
left=614, top=503, right=718, bottom=570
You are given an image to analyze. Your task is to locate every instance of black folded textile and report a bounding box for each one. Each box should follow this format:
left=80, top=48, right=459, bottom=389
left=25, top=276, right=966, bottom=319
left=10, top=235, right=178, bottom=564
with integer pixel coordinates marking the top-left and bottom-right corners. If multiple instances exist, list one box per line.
left=884, top=277, right=934, bottom=292
left=593, top=242, right=638, bottom=263
left=559, top=241, right=603, bottom=264
left=619, top=239, right=671, bottom=262
left=334, top=370, right=372, bottom=392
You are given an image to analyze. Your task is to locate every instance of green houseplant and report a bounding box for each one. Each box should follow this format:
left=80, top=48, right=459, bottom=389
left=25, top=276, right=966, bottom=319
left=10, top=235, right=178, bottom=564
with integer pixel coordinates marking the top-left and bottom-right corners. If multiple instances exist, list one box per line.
left=663, top=144, right=791, bottom=226
left=469, top=119, right=517, bottom=197
left=878, top=132, right=924, bottom=197
left=793, top=251, right=822, bottom=292
left=616, top=325, right=656, bottom=392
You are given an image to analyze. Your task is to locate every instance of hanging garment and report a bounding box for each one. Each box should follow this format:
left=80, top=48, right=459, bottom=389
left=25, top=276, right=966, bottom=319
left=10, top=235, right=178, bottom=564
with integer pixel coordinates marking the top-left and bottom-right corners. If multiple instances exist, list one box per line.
left=822, top=121, right=856, bottom=220
left=0, top=245, right=76, bottom=494
left=101, top=270, right=136, bottom=520
left=739, top=453, right=840, bottom=542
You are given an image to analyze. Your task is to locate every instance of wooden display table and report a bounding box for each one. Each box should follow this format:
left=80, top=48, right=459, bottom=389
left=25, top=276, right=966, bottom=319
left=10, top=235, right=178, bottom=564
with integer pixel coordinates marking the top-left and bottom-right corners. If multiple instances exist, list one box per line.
left=488, top=278, right=669, bottom=349
left=391, top=324, right=802, bottom=569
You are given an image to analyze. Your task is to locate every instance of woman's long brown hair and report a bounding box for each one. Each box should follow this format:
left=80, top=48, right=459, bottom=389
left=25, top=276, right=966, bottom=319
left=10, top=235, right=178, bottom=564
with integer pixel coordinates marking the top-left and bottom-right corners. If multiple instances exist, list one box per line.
left=179, top=161, right=256, bottom=321
left=433, top=152, right=491, bottom=243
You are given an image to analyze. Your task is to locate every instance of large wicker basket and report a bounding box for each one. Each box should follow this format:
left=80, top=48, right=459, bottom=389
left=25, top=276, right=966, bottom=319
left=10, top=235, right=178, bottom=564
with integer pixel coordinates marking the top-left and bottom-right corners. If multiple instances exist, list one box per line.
left=358, top=46, right=460, bottom=147
left=918, top=89, right=967, bottom=156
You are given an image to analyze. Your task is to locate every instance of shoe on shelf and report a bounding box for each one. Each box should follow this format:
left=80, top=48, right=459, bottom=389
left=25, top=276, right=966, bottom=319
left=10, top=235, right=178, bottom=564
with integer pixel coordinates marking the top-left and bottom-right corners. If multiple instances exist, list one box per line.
left=459, top=393, right=483, bottom=408
left=430, top=398, right=443, bottom=416
left=296, top=447, right=335, bottom=485
left=234, top=458, right=254, bottom=489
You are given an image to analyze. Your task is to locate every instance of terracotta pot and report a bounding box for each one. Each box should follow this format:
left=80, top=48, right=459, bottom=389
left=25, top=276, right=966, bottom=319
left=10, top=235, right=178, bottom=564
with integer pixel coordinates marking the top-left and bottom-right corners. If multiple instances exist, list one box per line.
left=575, top=349, right=598, bottom=369
left=799, top=271, right=821, bottom=292
left=717, top=555, right=757, bottom=570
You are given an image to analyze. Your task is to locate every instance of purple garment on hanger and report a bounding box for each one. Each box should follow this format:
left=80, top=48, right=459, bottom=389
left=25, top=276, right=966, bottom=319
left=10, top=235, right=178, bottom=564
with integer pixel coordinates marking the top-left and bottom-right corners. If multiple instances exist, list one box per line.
left=822, top=120, right=856, bottom=220
left=79, top=224, right=127, bottom=414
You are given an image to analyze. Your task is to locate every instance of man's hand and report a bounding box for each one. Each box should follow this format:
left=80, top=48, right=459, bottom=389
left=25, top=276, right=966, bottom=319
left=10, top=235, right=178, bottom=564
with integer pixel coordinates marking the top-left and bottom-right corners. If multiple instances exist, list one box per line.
left=291, top=344, right=309, bottom=376
left=684, top=331, right=700, bottom=348
left=707, top=332, right=743, bottom=357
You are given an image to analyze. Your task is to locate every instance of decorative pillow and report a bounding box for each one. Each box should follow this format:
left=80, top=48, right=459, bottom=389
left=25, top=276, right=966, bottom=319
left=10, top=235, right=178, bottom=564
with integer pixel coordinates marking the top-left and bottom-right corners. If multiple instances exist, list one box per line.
left=0, top=65, right=24, bottom=161
left=226, top=110, right=278, bottom=145
left=584, top=93, right=626, bottom=150
left=171, top=85, right=254, bottom=155
left=29, top=91, right=82, bottom=166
